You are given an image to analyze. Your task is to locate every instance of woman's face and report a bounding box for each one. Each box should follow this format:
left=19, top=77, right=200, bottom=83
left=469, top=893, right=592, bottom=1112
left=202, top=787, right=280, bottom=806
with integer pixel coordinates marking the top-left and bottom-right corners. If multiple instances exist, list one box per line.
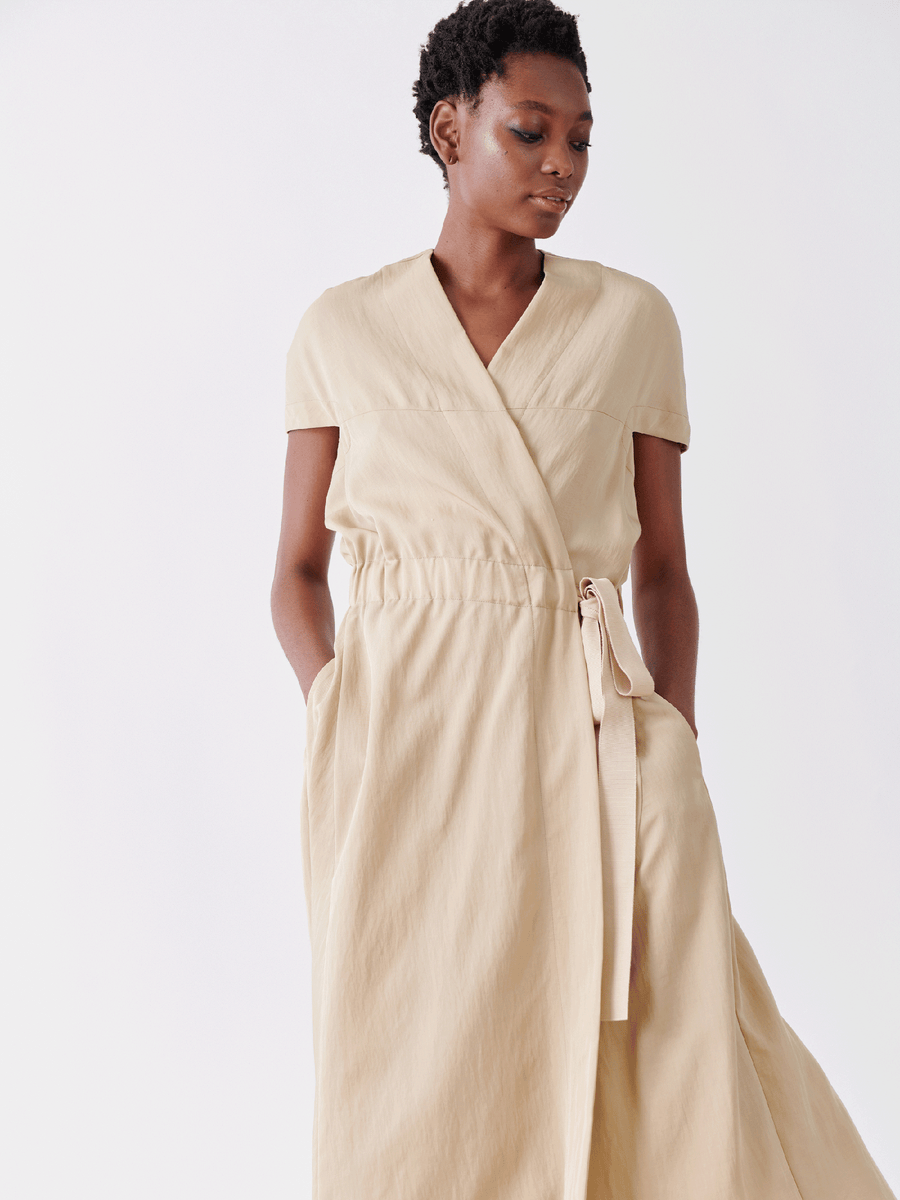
left=431, top=51, right=592, bottom=239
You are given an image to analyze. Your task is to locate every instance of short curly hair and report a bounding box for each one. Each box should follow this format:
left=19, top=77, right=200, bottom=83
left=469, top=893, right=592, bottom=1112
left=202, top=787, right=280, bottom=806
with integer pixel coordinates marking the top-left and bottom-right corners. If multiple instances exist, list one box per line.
left=412, top=0, right=591, bottom=191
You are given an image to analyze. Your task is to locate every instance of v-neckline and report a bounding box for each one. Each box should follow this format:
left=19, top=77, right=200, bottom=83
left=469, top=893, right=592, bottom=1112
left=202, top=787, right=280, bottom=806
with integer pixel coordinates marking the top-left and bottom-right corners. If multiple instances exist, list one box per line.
left=421, top=248, right=554, bottom=379
left=383, top=246, right=598, bottom=424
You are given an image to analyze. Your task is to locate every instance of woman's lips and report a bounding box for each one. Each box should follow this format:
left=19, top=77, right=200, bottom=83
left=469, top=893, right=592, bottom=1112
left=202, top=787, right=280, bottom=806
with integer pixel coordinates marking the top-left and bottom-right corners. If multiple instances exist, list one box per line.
left=529, top=195, right=569, bottom=212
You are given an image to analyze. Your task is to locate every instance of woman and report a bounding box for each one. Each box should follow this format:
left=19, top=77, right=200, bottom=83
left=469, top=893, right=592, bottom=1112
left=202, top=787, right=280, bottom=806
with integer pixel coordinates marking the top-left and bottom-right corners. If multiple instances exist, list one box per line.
left=270, top=2, right=896, bottom=1197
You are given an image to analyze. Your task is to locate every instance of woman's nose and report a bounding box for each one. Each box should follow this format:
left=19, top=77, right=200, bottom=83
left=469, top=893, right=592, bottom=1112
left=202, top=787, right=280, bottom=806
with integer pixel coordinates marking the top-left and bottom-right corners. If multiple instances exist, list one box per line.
left=543, top=141, right=575, bottom=177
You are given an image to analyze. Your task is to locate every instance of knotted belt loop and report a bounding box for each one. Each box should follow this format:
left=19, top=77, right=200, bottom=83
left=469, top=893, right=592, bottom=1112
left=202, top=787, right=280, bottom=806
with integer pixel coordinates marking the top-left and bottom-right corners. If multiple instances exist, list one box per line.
left=578, top=576, right=655, bottom=1021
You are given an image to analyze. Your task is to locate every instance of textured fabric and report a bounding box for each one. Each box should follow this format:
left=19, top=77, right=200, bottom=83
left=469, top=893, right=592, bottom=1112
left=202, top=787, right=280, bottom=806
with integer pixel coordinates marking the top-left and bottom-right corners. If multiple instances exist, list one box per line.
left=286, top=248, right=895, bottom=1200
left=578, top=575, right=655, bottom=1021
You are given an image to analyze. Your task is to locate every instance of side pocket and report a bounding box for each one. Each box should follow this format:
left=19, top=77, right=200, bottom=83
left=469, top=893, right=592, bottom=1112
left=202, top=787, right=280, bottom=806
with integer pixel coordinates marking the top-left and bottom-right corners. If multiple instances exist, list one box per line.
left=300, top=653, right=338, bottom=943
left=306, top=655, right=336, bottom=710
left=654, top=692, right=695, bottom=739
left=304, top=656, right=337, bottom=756
left=652, top=692, right=705, bottom=775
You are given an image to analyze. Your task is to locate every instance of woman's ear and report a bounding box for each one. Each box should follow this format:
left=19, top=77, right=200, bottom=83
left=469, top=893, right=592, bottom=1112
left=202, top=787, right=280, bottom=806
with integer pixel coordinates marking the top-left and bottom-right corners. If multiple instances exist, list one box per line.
left=429, top=98, right=461, bottom=169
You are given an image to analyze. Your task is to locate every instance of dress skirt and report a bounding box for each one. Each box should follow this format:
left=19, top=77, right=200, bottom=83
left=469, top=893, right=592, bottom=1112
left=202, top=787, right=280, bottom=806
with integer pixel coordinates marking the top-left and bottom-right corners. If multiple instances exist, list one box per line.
left=586, top=689, right=896, bottom=1200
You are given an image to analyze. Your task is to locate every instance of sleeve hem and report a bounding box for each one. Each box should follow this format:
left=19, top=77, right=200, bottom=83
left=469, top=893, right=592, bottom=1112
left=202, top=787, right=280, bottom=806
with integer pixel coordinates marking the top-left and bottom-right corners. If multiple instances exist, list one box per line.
left=285, top=399, right=338, bottom=431
left=629, top=405, right=690, bottom=452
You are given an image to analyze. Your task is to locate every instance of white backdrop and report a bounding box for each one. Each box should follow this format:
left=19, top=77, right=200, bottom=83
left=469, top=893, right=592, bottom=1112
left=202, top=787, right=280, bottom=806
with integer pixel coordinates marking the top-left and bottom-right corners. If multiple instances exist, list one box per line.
left=1, top=0, right=898, bottom=1196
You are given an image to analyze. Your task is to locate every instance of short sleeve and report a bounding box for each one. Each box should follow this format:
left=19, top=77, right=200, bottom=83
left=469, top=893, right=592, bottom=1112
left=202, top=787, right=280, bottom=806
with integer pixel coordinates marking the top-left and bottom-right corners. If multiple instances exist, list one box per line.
left=627, top=286, right=691, bottom=453
left=285, top=295, right=339, bottom=430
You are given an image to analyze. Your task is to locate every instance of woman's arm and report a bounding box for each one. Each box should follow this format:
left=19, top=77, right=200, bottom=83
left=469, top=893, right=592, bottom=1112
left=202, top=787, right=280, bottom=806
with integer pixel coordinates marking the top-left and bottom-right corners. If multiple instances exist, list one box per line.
left=630, top=431, right=699, bottom=737
left=270, top=426, right=340, bottom=702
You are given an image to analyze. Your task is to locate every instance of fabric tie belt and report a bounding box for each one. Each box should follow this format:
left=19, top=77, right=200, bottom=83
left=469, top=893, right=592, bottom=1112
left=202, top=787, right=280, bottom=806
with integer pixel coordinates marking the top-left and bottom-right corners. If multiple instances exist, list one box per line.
left=578, top=576, right=656, bottom=1022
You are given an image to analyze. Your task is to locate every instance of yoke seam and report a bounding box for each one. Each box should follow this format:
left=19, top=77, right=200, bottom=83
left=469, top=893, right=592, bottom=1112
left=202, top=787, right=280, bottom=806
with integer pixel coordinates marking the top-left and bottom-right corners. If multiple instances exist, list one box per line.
left=345, top=405, right=627, bottom=425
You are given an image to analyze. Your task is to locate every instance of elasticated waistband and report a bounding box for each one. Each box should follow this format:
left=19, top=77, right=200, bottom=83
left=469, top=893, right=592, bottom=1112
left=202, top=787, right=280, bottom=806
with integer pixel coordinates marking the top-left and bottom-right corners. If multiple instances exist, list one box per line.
left=347, top=554, right=580, bottom=613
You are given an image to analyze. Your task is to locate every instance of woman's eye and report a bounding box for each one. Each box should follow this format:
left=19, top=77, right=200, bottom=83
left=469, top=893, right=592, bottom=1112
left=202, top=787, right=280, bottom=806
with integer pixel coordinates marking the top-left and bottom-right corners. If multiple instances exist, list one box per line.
left=510, top=129, right=591, bottom=152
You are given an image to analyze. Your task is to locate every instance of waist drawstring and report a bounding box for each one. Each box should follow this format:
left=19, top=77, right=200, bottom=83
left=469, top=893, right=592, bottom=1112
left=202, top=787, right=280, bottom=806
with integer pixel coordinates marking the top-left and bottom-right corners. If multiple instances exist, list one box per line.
left=578, top=576, right=655, bottom=1021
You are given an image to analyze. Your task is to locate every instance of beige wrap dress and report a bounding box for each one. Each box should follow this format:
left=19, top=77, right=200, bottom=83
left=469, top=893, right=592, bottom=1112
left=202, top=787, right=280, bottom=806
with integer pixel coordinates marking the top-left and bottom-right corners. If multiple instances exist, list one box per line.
left=285, top=247, right=896, bottom=1200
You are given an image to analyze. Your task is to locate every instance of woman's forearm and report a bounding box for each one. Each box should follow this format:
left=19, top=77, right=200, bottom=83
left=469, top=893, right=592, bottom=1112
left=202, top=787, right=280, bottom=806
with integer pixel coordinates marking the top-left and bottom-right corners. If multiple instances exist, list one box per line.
left=270, top=567, right=335, bottom=701
left=631, top=570, right=699, bottom=736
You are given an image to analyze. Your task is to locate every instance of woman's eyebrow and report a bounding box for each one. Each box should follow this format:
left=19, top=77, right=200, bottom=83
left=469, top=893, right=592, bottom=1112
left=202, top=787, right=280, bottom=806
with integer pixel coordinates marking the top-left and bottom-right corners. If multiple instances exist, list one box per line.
left=512, top=99, right=593, bottom=122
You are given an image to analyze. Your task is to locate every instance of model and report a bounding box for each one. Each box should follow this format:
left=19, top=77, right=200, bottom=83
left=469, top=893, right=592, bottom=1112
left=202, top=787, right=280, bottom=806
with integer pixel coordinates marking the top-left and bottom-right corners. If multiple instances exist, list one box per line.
left=270, top=1, right=897, bottom=1197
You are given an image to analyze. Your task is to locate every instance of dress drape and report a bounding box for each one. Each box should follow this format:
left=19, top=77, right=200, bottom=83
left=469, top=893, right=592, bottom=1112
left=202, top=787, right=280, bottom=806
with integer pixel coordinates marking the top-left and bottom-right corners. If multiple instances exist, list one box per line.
left=285, top=247, right=895, bottom=1200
